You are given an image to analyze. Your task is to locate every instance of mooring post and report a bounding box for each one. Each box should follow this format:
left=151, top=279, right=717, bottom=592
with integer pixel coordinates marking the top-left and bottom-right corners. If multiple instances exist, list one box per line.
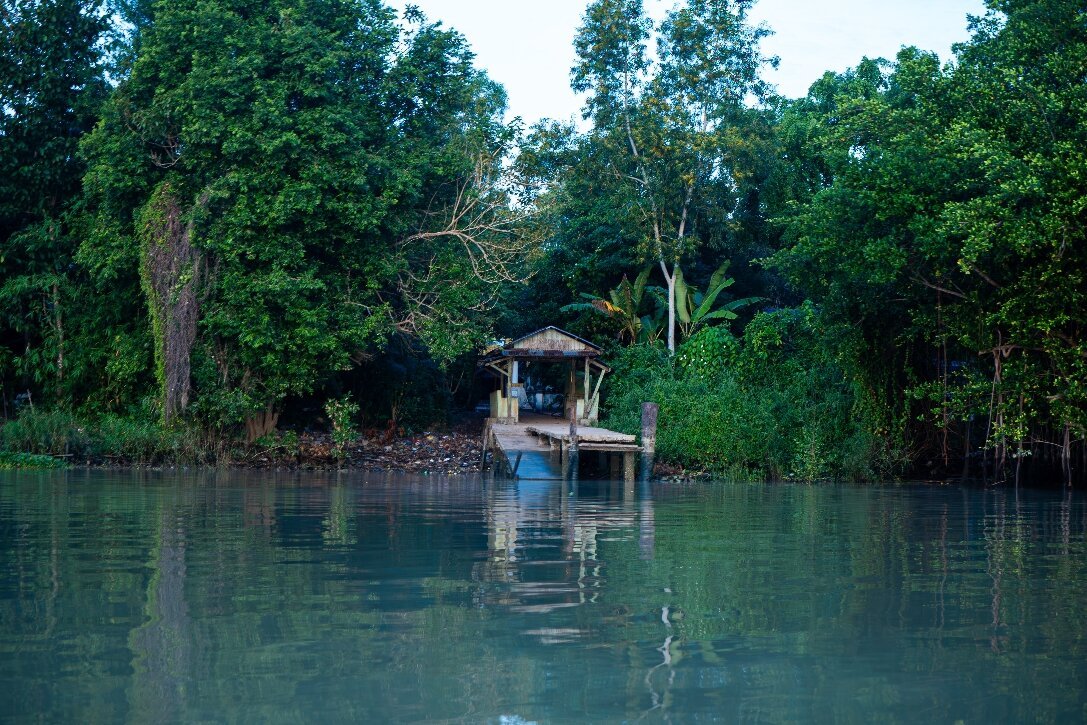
left=566, top=409, right=580, bottom=481
left=640, top=402, right=658, bottom=482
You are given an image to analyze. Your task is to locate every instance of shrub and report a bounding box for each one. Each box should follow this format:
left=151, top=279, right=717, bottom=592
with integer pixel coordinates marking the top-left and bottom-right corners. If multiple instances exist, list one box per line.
left=1, top=408, right=203, bottom=465
left=0, top=452, right=68, bottom=470
left=0, top=409, right=88, bottom=456
left=601, top=304, right=902, bottom=481
left=325, top=395, right=360, bottom=463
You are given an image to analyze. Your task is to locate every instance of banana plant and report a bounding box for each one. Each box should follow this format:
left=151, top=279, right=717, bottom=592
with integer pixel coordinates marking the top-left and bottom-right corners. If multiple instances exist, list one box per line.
left=674, top=261, right=761, bottom=340
left=561, top=266, right=662, bottom=344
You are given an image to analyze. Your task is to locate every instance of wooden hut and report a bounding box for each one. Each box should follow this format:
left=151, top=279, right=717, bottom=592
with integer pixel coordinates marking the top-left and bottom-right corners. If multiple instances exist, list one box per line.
left=478, top=326, right=610, bottom=425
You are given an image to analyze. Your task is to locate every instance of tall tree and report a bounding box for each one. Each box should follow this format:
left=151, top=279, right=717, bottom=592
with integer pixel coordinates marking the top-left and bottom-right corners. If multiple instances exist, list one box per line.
left=80, top=0, right=405, bottom=434
left=571, top=0, right=773, bottom=351
left=0, top=0, right=110, bottom=404
left=77, top=0, right=523, bottom=436
left=380, top=12, right=529, bottom=364
left=769, top=0, right=1087, bottom=481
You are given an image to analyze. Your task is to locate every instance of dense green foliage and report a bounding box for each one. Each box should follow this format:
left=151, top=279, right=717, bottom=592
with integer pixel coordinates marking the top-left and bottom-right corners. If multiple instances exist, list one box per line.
left=2, top=0, right=1085, bottom=482
left=528, top=0, right=774, bottom=352
left=0, top=407, right=205, bottom=464
left=521, top=0, right=1087, bottom=483
left=0, top=451, right=67, bottom=469
left=0, top=0, right=111, bottom=404
left=603, top=304, right=896, bottom=480
left=2, top=0, right=525, bottom=445
left=763, top=0, right=1087, bottom=481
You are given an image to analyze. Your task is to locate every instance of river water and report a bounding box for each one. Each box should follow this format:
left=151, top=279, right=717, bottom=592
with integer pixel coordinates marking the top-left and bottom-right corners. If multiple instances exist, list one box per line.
left=1, top=470, right=1085, bottom=723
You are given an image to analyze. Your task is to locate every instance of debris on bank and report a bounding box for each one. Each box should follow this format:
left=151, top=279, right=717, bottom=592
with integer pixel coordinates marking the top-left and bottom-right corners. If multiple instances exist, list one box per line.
left=240, top=428, right=483, bottom=475
left=652, top=461, right=710, bottom=482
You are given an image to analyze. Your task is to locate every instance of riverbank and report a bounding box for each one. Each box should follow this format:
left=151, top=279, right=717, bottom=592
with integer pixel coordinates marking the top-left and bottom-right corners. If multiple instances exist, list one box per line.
left=3, top=429, right=484, bottom=475
left=234, top=427, right=484, bottom=475
left=0, top=408, right=485, bottom=474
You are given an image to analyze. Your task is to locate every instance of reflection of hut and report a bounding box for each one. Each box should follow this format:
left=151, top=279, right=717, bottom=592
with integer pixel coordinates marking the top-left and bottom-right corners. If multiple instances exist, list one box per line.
left=479, top=327, right=610, bottom=425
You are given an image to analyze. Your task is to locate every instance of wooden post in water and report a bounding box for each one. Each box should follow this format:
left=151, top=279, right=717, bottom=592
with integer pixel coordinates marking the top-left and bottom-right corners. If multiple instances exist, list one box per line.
left=565, top=409, right=580, bottom=481
left=640, top=402, right=658, bottom=482
left=480, top=423, right=490, bottom=471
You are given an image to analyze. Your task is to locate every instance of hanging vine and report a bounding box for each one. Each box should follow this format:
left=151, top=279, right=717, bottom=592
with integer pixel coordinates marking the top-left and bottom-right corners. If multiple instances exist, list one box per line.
left=137, top=180, right=203, bottom=423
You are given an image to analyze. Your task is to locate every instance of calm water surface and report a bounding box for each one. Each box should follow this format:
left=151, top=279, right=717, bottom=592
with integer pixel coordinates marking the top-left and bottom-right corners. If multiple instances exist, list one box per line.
left=1, top=470, right=1086, bottom=723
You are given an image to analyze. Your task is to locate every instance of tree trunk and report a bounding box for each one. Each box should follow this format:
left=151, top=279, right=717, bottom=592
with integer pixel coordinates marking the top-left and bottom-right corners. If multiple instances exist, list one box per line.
left=140, top=182, right=203, bottom=423
left=661, top=259, right=676, bottom=353
left=52, top=282, right=64, bottom=387
left=245, top=404, right=279, bottom=443
left=1063, top=423, right=1072, bottom=486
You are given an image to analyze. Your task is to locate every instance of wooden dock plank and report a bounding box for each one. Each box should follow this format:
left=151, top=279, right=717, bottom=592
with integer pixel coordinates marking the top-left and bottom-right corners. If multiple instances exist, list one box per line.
left=523, top=424, right=636, bottom=444
left=568, top=442, right=641, bottom=452
left=489, top=424, right=560, bottom=480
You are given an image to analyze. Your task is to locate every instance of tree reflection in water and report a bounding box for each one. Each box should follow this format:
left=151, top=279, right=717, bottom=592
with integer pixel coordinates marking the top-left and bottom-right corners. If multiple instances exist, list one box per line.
left=1, top=470, right=1085, bottom=722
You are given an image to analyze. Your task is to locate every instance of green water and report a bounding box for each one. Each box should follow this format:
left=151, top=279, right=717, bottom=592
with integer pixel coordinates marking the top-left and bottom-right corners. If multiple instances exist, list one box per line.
left=1, top=471, right=1085, bottom=723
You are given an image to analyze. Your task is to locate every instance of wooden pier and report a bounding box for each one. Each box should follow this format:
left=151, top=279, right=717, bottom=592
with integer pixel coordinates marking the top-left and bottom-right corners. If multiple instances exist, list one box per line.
left=485, top=414, right=643, bottom=481
left=477, top=326, right=656, bottom=482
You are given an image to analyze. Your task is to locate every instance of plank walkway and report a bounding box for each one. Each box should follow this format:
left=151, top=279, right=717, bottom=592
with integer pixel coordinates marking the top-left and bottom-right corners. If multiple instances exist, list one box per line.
left=486, top=414, right=641, bottom=481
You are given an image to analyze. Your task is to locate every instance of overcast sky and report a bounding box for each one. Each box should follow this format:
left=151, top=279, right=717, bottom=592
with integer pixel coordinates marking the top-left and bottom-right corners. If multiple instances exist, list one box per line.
left=389, top=0, right=989, bottom=128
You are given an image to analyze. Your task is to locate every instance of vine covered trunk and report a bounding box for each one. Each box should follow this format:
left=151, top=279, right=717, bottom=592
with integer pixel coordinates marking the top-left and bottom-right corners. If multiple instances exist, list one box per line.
left=138, top=182, right=202, bottom=422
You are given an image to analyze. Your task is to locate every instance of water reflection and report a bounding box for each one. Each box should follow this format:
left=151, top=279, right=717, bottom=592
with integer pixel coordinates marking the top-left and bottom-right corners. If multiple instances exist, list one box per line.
left=480, top=478, right=648, bottom=615
left=1, top=470, right=1086, bottom=723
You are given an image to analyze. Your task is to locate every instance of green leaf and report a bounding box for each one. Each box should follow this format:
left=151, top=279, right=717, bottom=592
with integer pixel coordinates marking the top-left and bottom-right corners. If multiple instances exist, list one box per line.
left=675, top=266, right=692, bottom=325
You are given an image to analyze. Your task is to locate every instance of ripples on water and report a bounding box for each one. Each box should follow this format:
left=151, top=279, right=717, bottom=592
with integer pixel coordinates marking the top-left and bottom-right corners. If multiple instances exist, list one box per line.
left=1, top=470, right=1085, bottom=723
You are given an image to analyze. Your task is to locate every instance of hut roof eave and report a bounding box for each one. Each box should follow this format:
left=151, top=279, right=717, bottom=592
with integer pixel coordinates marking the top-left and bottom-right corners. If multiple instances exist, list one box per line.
left=510, top=326, right=602, bottom=353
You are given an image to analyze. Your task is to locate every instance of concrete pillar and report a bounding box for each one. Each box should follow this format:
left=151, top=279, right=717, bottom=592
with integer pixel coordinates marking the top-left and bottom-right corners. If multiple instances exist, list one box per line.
left=623, top=451, right=636, bottom=483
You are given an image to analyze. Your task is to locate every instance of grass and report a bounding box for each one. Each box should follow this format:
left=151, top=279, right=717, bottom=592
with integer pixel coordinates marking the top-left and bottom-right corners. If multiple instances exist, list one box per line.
left=0, top=451, right=68, bottom=470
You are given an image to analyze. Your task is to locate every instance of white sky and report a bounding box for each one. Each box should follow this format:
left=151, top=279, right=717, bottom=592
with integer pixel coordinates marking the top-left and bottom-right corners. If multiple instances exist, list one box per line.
left=389, top=0, right=989, bottom=128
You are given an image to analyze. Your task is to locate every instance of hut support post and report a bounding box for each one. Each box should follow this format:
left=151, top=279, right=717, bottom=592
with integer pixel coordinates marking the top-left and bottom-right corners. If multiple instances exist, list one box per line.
left=567, top=361, right=576, bottom=418
left=583, top=358, right=590, bottom=422
left=511, top=360, right=520, bottom=423
left=588, top=367, right=606, bottom=422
